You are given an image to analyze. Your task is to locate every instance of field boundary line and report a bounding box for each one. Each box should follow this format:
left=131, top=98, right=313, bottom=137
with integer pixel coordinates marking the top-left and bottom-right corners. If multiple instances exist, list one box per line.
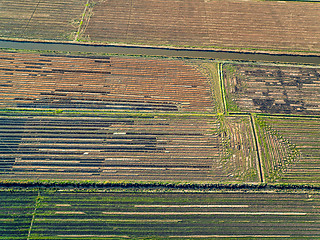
left=125, top=0, right=134, bottom=40
left=21, top=0, right=41, bottom=37
left=250, top=114, right=265, bottom=183
left=218, top=63, right=227, bottom=113
left=229, top=112, right=320, bottom=119
left=27, top=190, right=41, bottom=240
left=74, top=0, right=91, bottom=41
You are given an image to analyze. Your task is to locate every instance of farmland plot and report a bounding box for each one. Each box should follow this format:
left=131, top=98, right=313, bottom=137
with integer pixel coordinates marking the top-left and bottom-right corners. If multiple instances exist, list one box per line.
left=0, top=112, right=233, bottom=182
left=0, top=189, right=37, bottom=240
left=219, top=116, right=259, bottom=182
left=0, top=0, right=86, bottom=40
left=256, top=116, right=320, bottom=184
left=0, top=51, right=215, bottom=112
left=223, top=63, right=320, bottom=115
left=26, top=190, right=320, bottom=239
left=83, top=0, right=320, bottom=52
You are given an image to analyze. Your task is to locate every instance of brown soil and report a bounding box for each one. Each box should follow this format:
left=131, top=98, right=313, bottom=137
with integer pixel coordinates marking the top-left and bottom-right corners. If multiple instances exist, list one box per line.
left=84, top=0, right=320, bottom=52
left=0, top=51, right=215, bottom=112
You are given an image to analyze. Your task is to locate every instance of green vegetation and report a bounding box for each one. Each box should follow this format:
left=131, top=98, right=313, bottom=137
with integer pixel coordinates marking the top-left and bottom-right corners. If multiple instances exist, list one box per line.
left=0, top=188, right=319, bottom=239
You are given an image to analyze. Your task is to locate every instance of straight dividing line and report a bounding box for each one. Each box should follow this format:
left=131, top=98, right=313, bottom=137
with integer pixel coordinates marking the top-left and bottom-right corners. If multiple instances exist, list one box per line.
left=74, top=0, right=91, bottom=42
left=218, top=63, right=227, bottom=114
left=22, top=0, right=41, bottom=37
left=250, top=114, right=265, bottom=183
left=27, top=190, right=41, bottom=240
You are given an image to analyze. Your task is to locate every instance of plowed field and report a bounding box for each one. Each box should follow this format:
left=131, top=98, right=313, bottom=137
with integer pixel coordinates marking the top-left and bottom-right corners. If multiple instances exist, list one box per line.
left=0, top=0, right=86, bottom=40
left=223, top=63, right=320, bottom=115
left=83, top=0, right=320, bottom=52
left=0, top=112, right=225, bottom=182
left=0, top=51, right=215, bottom=112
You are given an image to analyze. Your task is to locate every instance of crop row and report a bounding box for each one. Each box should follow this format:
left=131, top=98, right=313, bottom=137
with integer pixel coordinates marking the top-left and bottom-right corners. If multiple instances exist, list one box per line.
left=223, top=63, right=320, bottom=115
left=0, top=113, right=226, bottom=182
left=0, top=190, right=36, bottom=240
left=1, top=189, right=320, bottom=239
left=0, top=51, right=215, bottom=112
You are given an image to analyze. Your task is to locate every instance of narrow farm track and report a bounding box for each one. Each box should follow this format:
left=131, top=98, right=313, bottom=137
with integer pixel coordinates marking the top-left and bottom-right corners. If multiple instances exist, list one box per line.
left=0, top=51, right=214, bottom=112
left=2, top=190, right=320, bottom=239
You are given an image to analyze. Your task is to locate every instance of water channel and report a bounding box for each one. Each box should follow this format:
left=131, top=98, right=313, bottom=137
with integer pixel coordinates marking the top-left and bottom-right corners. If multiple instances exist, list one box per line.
left=0, top=39, right=319, bottom=64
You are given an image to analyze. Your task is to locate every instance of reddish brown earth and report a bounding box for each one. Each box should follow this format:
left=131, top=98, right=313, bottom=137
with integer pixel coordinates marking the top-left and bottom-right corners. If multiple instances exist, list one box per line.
left=84, top=0, right=320, bottom=52
left=0, top=51, right=215, bottom=112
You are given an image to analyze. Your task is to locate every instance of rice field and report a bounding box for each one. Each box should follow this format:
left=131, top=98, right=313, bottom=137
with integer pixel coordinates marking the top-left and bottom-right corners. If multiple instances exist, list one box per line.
left=83, top=0, right=320, bottom=52
left=1, top=189, right=320, bottom=239
left=0, top=111, right=224, bottom=182
left=255, top=116, right=320, bottom=184
left=0, top=189, right=36, bottom=240
left=0, top=51, right=215, bottom=113
left=223, top=63, right=320, bottom=115
left=0, top=0, right=86, bottom=40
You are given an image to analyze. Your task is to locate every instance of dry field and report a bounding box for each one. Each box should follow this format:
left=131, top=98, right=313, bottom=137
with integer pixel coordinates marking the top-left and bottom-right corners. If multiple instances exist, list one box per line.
left=0, top=112, right=262, bottom=183
left=223, top=63, right=320, bottom=115
left=0, top=112, right=224, bottom=182
left=0, top=0, right=86, bottom=40
left=0, top=0, right=319, bottom=52
left=83, top=0, right=320, bottom=52
left=0, top=51, right=215, bottom=112
left=219, top=115, right=259, bottom=182
left=2, top=189, right=320, bottom=239
left=256, top=116, right=320, bottom=184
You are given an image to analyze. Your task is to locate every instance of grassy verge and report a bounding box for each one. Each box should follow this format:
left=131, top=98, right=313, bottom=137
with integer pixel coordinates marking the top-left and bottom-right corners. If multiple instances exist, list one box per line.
left=0, top=179, right=319, bottom=191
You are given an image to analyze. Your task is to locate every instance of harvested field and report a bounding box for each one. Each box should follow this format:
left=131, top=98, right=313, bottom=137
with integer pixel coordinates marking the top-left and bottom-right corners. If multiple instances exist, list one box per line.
left=223, top=63, right=320, bottom=115
left=83, top=0, right=320, bottom=52
left=0, top=0, right=86, bottom=40
left=0, top=112, right=232, bottom=182
left=0, top=190, right=316, bottom=239
left=0, top=51, right=215, bottom=112
left=0, top=190, right=36, bottom=240
left=255, top=116, right=320, bottom=184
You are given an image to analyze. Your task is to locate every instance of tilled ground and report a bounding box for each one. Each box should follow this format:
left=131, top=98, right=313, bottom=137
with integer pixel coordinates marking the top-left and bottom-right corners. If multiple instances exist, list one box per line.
left=0, top=113, right=228, bottom=182
left=0, top=0, right=86, bottom=40
left=223, top=63, right=320, bottom=115
left=0, top=51, right=215, bottom=112
left=84, top=0, right=320, bottom=52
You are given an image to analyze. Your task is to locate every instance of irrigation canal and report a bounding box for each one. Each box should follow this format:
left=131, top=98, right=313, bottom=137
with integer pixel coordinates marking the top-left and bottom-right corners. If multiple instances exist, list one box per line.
left=0, top=39, right=319, bottom=64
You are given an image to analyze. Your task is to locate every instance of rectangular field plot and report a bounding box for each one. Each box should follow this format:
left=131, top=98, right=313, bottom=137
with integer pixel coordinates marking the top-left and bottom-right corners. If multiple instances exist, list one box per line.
left=219, top=115, right=260, bottom=182
left=223, top=63, right=320, bottom=115
left=83, top=0, right=320, bottom=52
left=28, top=191, right=320, bottom=239
left=0, top=51, right=214, bottom=112
left=0, top=0, right=86, bottom=40
left=0, top=189, right=37, bottom=240
left=0, top=112, right=238, bottom=182
left=255, top=116, right=320, bottom=183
